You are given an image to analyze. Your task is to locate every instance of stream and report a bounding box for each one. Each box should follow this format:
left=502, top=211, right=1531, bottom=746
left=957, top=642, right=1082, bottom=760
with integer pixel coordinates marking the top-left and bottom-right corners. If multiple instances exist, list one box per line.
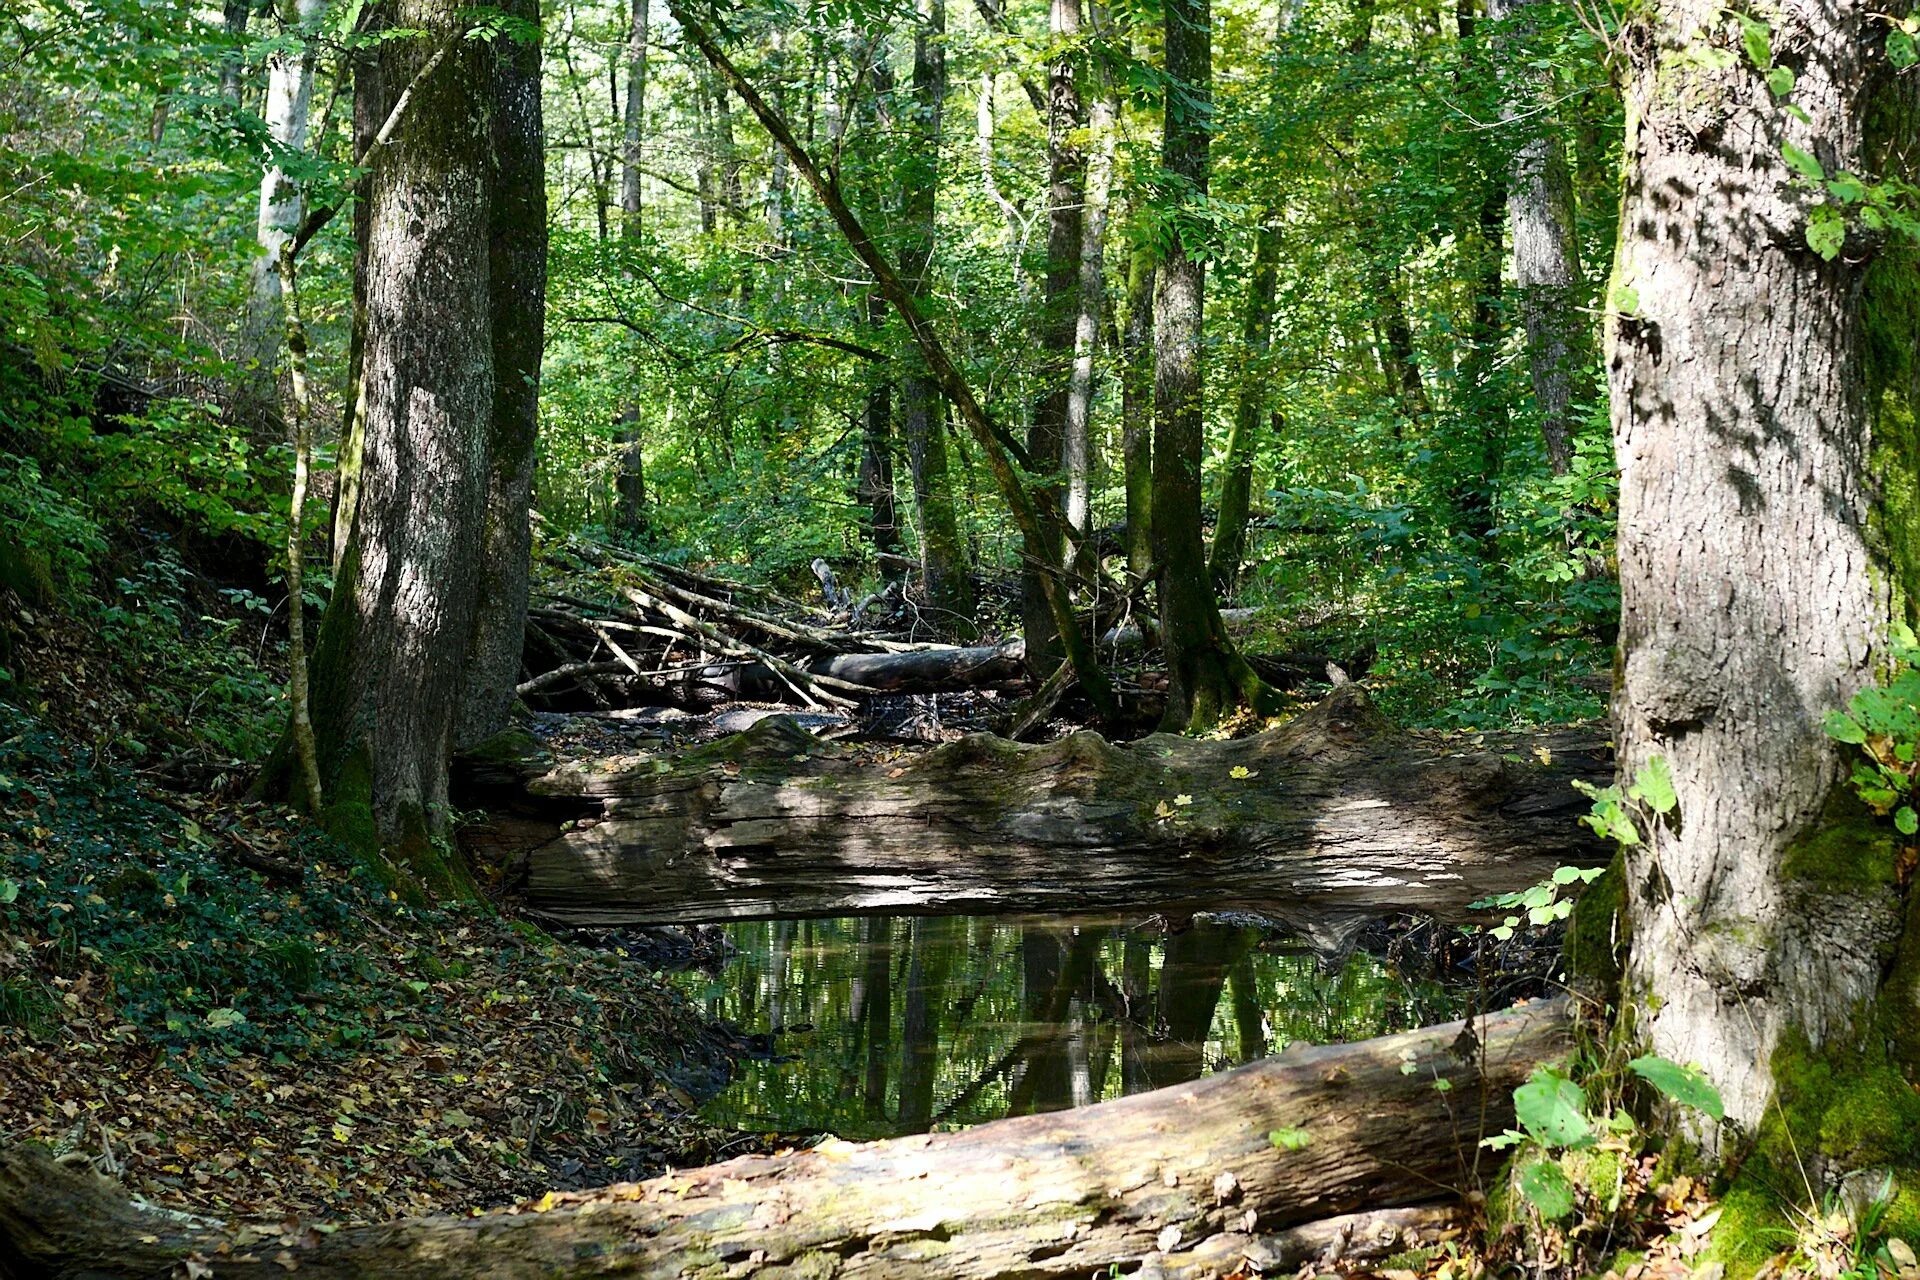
left=669, top=911, right=1505, bottom=1141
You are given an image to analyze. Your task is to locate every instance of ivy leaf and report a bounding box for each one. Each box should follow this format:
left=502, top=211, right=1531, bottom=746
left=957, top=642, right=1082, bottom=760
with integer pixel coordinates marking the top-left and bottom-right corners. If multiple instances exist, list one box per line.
left=1629, top=1055, right=1725, bottom=1120
left=1518, top=1157, right=1576, bottom=1220
left=1513, top=1067, right=1591, bottom=1148
left=1782, top=141, right=1826, bottom=182
left=1766, top=65, right=1795, bottom=96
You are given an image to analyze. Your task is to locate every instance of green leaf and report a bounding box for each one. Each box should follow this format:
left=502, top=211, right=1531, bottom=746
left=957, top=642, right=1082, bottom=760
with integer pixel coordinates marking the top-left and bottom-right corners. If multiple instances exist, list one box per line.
left=1766, top=65, right=1795, bottom=96
left=1269, top=1126, right=1311, bottom=1150
left=1552, top=865, right=1586, bottom=885
left=1782, top=141, right=1826, bottom=181
left=1739, top=16, right=1772, bottom=69
left=1513, top=1067, right=1591, bottom=1148
left=1609, top=284, right=1641, bottom=316
left=1629, top=1055, right=1725, bottom=1120
left=0, top=878, right=16, bottom=905
left=1807, top=205, right=1846, bottom=260
left=1629, top=756, right=1678, bottom=815
left=1784, top=104, right=1813, bottom=125
left=1826, top=173, right=1867, bottom=204
left=1890, top=28, right=1918, bottom=69
left=1518, top=1158, right=1576, bottom=1220
left=1826, top=710, right=1870, bottom=744
left=1897, top=807, right=1917, bottom=836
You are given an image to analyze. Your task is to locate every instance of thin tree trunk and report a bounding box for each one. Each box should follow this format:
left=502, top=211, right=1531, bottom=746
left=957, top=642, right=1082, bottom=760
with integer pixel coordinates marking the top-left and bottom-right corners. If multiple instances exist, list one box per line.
left=858, top=347, right=902, bottom=565
left=1120, top=227, right=1154, bottom=583
left=454, top=0, right=545, bottom=749
left=237, top=0, right=326, bottom=428
left=1020, top=0, right=1087, bottom=674
left=1064, top=3, right=1117, bottom=574
left=329, top=14, right=387, bottom=568
left=1489, top=0, right=1584, bottom=474
left=303, top=0, right=493, bottom=894
left=898, top=0, right=979, bottom=636
left=221, top=0, right=252, bottom=101
left=1150, top=0, right=1274, bottom=732
left=275, top=242, right=323, bottom=814
left=613, top=0, right=649, bottom=539
left=1208, top=214, right=1279, bottom=594
left=1607, top=0, right=1919, bottom=1164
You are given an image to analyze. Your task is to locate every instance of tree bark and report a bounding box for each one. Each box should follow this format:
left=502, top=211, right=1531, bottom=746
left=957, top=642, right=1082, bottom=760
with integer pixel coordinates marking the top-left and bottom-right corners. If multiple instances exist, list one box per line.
left=1607, top=0, right=1919, bottom=1158
left=1208, top=215, right=1280, bottom=595
left=482, top=685, right=1609, bottom=925
left=1065, top=3, right=1118, bottom=575
left=612, top=0, right=650, bottom=539
left=1120, top=227, right=1155, bottom=583
left=0, top=1001, right=1572, bottom=1279
left=1488, top=0, right=1585, bottom=475
left=237, top=0, right=326, bottom=428
left=454, top=0, right=545, bottom=749
left=1020, top=0, right=1088, bottom=674
left=303, top=0, right=493, bottom=893
left=898, top=0, right=979, bottom=636
left=1150, top=0, right=1274, bottom=732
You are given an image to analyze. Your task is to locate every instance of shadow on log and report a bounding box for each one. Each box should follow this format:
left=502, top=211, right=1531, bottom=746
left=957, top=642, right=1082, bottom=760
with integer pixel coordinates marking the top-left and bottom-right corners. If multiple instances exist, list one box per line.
left=0, top=1000, right=1572, bottom=1279
left=465, top=684, right=1610, bottom=926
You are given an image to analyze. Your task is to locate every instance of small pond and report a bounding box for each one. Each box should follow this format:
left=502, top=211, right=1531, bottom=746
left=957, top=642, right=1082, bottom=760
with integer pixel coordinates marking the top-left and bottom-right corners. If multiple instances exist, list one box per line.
left=668, top=912, right=1499, bottom=1141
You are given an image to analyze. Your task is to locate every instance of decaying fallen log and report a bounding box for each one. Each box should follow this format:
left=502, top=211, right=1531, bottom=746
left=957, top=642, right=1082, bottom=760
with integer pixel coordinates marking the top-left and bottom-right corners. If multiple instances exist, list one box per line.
left=479, top=684, right=1609, bottom=925
left=0, top=1000, right=1572, bottom=1279
left=713, top=638, right=1029, bottom=700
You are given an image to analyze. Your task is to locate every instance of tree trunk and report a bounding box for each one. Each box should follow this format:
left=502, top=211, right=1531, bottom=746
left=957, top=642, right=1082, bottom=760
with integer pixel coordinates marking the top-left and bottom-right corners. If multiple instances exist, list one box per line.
left=1208, top=215, right=1280, bottom=595
left=330, top=19, right=389, bottom=569
left=480, top=685, right=1610, bottom=925
left=236, top=0, right=325, bottom=428
left=1607, top=0, right=1919, bottom=1174
left=1489, top=0, right=1583, bottom=475
left=0, top=1002, right=1572, bottom=1279
left=1453, top=179, right=1507, bottom=544
left=859, top=367, right=902, bottom=565
left=1150, top=0, right=1274, bottom=732
left=898, top=0, right=978, bottom=636
left=1020, top=0, right=1087, bottom=675
left=220, top=0, right=252, bottom=101
left=612, top=0, right=650, bottom=540
left=303, top=0, right=493, bottom=894
left=1120, top=227, right=1154, bottom=583
left=453, top=0, right=545, bottom=750
left=1064, top=6, right=1117, bottom=574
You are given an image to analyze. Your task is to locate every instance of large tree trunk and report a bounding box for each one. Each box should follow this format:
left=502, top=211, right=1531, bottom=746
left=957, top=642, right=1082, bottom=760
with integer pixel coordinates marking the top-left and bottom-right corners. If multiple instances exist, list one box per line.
left=1120, top=226, right=1155, bottom=583
left=330, top=14, right=391, bottom=568
left=303, top=0, right=494, bottom=893
left=1607, top=0, right=1919, bottom=1169
left=1489, top=0, right=1585, bottom=475
left=1150, top=0, right=1274, bottom=732
left=0, top=1001, right=1572, bottom=1279
left=1019, top=0, right=1087, bottom=675
left=236, top=0, right=325, bottom=428
left=481, top=685, right=1609, bottom=925
left=898, top=0, right=978, bottom=636
left=454, top=0, right=545, bottom=749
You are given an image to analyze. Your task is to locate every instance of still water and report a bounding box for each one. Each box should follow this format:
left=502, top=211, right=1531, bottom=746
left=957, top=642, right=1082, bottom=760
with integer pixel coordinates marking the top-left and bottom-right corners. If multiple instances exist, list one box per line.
left=668, top=912, right=1478, bottom=1140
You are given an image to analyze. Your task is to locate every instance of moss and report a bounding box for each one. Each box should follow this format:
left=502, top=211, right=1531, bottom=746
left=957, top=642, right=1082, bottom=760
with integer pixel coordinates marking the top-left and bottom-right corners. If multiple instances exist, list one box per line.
left=1779, top=816, right=1899, bottom=888
left=1564, top=852, right=1626, bottom=990
left=458, top=726, right=544, bottom=770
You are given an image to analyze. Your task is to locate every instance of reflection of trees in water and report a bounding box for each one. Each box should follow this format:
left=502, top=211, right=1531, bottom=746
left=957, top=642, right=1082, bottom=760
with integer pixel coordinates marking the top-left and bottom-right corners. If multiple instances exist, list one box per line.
left=673, top=913, right=1466, bottom=1139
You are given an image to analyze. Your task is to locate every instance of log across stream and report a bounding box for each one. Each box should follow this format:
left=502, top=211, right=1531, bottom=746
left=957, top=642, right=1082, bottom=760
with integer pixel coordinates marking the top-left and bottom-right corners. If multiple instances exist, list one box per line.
left=462, top=684, right=1611, bottom=926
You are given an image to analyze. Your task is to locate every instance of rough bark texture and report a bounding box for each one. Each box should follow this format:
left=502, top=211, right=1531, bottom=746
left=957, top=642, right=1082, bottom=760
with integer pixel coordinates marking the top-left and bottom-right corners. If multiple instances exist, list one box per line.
left=477, top=684, right=1609, bottom=925
left=1120, top=230, right=1155, bottom=582
left=1608, top=0, right=1919, bottom=1151
left=1150, top=0, right=1273, bottom=732
left=0, top=1001, right=1572, bottom=1279
left=613, top=0, right=651, bottom=539
left=455, top=0, right=546, bottom=749
left=1064, top=14, right=1116, bottom=574
left=304, top=0, right=492, bottom=891
left=1489, top=0, right=1584, bottom=475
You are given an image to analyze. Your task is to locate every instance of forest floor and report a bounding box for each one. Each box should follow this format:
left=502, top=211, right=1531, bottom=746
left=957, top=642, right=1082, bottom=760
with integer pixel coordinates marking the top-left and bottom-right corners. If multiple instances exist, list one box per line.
left=0, top=604, right=778, bottom=1226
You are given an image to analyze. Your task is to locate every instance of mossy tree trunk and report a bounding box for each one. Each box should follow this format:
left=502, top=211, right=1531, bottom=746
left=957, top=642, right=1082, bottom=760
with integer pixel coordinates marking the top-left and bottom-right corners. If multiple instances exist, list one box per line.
left=305, top=0, right=497, bottom=895
left=455, top=0, right=545, bottom=749
left=1120, top=227, right=1155, bottom=583
left=1607, top=0, right=1920, bottom=1183
left=1150, top=0, right=1275, bottom=732
left=1208, top=212, right=1280, bottom=596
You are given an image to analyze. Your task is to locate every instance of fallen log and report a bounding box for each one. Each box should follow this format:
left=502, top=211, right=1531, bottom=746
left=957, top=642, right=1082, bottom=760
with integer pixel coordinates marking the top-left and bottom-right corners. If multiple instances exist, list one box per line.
left=711, top=638, right=1029, bottom=701
left=484, top=683, right=1610, bottom=925
left=0, top=1000, right=1572, bottom=1279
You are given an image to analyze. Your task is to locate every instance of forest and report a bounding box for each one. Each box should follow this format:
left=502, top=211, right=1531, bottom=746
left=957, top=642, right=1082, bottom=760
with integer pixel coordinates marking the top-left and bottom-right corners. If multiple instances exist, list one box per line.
left=0, top=0, right=1917, bottom=1270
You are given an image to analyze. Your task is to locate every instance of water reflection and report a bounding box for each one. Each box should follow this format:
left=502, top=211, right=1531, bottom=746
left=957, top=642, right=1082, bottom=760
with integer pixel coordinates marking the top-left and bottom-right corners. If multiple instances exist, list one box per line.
left=669, top=913, right=1474, bottom=1140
